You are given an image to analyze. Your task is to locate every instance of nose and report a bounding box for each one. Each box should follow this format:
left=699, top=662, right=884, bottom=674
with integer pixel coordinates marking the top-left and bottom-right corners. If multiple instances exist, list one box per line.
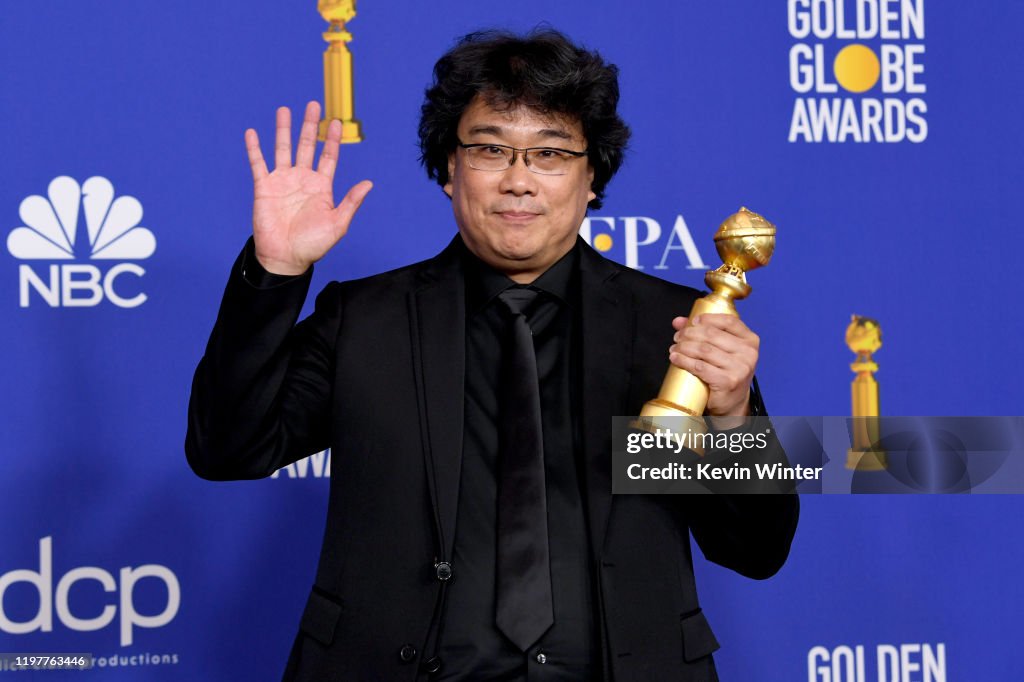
left=498, top=151, right=538, bottom=196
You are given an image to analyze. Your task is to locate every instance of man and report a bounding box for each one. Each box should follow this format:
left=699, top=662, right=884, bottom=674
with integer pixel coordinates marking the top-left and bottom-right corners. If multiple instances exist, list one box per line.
left=187, top=29, right=798, bottom=681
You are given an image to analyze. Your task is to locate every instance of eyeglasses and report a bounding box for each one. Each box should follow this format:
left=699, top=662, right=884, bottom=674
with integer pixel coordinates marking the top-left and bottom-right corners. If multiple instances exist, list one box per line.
left=456, top=141, right=588, bottom=176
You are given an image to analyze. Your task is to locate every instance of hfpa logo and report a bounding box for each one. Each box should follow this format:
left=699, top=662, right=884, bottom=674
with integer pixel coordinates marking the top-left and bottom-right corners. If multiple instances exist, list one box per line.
left=7, top=176, right=156, bottom=308
left=579, top=215, right=709, bottom=271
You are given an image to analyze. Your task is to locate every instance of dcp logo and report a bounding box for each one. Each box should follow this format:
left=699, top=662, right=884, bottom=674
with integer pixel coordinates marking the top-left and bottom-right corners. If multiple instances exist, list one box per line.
left=7, top=176, right=156, bottom=308
left=0, top=537, right=181, bottom=647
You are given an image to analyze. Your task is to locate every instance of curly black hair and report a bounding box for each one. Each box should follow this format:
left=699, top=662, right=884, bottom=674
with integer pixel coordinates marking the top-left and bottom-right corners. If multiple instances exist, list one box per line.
left=419, top=28, right=631, bottom=210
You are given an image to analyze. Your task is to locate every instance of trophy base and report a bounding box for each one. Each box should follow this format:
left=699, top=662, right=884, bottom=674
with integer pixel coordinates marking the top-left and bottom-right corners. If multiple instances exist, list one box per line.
left=319, top=119, right=363, bottom=143
left=846, top=449, right=888, bottom=471
left=633, top=399, right=707, bottom=456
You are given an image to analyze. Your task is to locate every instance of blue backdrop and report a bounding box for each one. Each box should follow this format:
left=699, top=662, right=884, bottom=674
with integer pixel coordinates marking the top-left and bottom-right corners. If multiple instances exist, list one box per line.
left=2, top=1, right=1022, bottom=679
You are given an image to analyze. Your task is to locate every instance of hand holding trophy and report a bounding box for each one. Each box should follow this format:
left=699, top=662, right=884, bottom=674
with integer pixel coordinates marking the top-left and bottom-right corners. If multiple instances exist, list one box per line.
left=637, top=207, right=776, bottom=453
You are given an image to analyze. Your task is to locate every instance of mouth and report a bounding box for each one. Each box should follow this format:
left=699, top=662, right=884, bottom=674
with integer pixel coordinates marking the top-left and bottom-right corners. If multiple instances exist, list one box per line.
left=496, top=210, right=541, bottom=222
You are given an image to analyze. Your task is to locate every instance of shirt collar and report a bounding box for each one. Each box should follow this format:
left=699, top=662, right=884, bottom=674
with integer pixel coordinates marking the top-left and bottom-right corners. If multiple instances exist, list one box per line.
left=460, top=236, right=579, bottom=314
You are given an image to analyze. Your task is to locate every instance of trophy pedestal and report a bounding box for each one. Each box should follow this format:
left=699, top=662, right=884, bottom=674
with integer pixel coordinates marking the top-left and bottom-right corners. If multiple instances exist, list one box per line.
left=846, top=449, right=888, bottom=471
left=319, top=119, right=362, bottom=144
left=634, top=399, right=707, bottom=455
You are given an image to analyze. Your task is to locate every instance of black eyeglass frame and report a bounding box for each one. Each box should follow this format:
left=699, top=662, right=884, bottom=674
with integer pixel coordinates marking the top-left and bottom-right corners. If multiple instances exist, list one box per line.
left=455, top=140, right=589, bottom=175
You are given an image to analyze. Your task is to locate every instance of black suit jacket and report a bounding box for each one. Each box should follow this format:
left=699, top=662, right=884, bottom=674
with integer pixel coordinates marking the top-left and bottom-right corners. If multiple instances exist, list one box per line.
left=186, top=236, right=798, bottom=682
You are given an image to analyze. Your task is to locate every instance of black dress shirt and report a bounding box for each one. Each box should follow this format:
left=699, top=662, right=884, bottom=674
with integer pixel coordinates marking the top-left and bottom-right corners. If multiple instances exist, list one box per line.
left=435, top=241, right=597, bottom=680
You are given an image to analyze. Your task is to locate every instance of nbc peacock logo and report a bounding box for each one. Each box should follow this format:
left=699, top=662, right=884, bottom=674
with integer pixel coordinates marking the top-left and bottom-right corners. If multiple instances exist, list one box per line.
left=7, top=176, right=156, bottom=308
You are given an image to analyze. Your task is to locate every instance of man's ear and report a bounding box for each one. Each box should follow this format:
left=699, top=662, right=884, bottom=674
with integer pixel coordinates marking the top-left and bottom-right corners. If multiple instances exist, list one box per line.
left=587, top=165, right=596, bottom=203
left=443, top=152, right=455, bottom=198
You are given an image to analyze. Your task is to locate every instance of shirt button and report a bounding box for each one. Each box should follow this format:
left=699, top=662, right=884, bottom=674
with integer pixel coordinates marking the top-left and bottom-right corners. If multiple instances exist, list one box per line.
left=398, top=645, right=417, bottom=663
left=435, top=561, right=453, bottom=581
left=422, top=656, right=443, bottom=674
left=536, top=652, right=547, bottom=664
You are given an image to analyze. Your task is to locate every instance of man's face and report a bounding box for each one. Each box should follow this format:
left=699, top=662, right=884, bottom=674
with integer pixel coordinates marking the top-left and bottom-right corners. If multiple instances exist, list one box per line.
left=444, top=97, right=596, bottom=283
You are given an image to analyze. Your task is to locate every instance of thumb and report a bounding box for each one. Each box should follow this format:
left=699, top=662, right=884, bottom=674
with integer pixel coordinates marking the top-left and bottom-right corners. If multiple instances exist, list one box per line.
left=332, top=180, right=374, bottom=233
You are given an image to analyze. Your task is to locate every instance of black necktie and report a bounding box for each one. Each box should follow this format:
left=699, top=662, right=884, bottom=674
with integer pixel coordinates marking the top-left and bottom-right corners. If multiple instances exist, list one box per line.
left=494, top=286, right=554, bottom=652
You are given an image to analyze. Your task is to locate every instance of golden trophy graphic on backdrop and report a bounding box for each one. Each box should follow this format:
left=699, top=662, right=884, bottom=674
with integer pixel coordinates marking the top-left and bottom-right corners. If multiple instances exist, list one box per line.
left=318, top=0, right=363, bottom=143
left=845, top=315, right=888, bottom=470
left=636, top=208, right=776, bottom=452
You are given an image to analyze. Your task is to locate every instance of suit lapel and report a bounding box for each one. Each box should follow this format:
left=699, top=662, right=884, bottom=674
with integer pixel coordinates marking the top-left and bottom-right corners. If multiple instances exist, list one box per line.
left=408, top=238, right=634, bottom=562
left=409, top=239, right=465, bottom=563
left=578, top=242, right=634, bottom=557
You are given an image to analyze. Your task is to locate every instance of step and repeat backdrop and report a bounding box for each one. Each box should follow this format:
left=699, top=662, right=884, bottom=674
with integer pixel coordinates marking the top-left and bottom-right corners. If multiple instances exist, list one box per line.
left=2, top=1, right=1022, bottom=680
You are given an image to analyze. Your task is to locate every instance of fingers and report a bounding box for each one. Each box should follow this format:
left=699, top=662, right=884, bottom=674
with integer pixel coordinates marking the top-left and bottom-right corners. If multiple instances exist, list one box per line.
left=295, top=101, right=321, bottom=169
left=244, top=129, right=268, bottom=181
left=274, top=106, right=292, bottom=170
left=668, top=313, right=759, bottom=385
left=673, top=317, right=758, bottom=361
left=668, top=345, right=752, bottom=412
left=317, top=118, right=342, bottom=180
left=670, top=339, right=749, bottom=380
left=331, top=180, right=374, bottom=237
left=674, top=315, right=759, bottom=351
left=264, top=103, right=340, bottom=178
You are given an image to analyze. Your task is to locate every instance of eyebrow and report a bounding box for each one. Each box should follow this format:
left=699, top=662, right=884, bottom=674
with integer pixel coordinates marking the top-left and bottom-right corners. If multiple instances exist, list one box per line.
left=465, top=125, right=575, bottom=143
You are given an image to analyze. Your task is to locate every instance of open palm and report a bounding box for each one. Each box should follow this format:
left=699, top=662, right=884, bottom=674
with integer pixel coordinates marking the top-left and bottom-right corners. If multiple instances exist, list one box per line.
left=246, top=101, right=372, bottom=275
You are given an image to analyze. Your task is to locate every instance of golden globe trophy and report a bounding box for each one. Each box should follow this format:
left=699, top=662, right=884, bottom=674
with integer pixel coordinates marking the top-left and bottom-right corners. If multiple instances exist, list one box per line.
left=317, top=0, right=363, bottom=143
left=636, top=208, right=776, bottom=453
left=845, top=315, right=888, bottom=470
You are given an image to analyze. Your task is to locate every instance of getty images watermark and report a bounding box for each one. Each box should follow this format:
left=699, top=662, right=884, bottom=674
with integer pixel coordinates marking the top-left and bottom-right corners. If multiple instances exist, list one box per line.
left=612, top=416, right=1024, bottom=495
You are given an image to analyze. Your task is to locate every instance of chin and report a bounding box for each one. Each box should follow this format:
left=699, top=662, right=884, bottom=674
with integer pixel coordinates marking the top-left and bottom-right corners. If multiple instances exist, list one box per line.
left=492, top=250, right=537, bottom=270
left=490, top=237, right=540, bottom=262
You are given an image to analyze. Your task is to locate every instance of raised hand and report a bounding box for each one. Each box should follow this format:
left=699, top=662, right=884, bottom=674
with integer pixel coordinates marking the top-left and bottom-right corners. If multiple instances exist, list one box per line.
left=668, top=314, right=758, bottom=418
left=245, top=101, right=373, bottom=275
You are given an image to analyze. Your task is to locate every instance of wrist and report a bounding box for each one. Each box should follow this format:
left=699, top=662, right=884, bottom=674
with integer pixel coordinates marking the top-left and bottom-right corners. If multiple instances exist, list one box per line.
left=254, top=252, right=311, bottom=277
left=709, top=388, right=751, bottom=418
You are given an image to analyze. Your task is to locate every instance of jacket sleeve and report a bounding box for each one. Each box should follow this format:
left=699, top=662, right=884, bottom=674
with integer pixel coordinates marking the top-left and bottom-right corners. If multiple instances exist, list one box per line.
left=686, top=385, right=801, bottom=580
left=185, top=239, right=343, bottom=480
left=688, top=493, right=799, bottom=580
